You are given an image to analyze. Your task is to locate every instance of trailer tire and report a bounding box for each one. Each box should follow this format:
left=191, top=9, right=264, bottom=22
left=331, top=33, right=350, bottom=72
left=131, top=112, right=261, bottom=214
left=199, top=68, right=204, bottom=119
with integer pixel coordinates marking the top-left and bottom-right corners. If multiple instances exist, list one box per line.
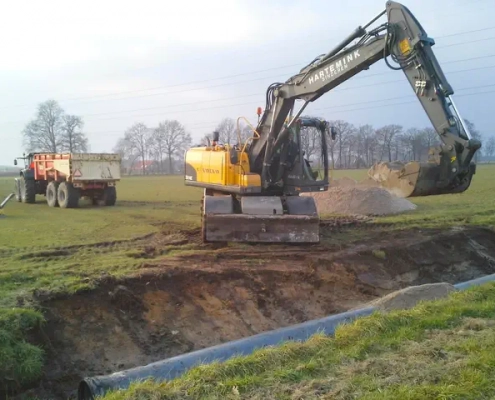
left=102, top=186, right=117, bottom=206
left=46, top=181, right=59, bottom=207
left=20, top=177, right=36, bottom=204
left=58, top=182, right=80, bottom=208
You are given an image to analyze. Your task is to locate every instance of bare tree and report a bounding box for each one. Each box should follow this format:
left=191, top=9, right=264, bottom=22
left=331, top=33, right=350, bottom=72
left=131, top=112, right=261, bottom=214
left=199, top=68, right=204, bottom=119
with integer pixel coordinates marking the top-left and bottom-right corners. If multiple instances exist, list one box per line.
left=239, top=124, right=254, bottom=144
left=402, top=128, right=424, bottom=161
left=60, top=115, right=88, bottom=152
left=22, top=99, right=89, bottom=154
left=23, top=100, right=64, bottom=152
left=154, top=120, right=192, bottom=173
left=300, top=123, right=322, bottom=160
left=376, top=124, right=402, bottom=162
left=464, top=119, right=483, bottom=162
left=357, top=124, right=376, bottom=167
left=485, top=136, right=495, bottom=161
left=152, top=126, right=167, bottom=173
left=329, top=120, right=356, bottom=168
left=215, top=117, right=236, bottom=144
left=124, top=122, right=152, bottom=175
left=113, top=137, right=139, bottom=175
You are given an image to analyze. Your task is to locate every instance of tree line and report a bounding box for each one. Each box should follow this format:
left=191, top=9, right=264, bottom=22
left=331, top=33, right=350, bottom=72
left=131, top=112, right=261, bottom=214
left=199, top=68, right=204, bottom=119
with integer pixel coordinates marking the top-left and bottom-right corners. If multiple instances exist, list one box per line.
left=20, top=100, right=495, bottom=174
left=303, top=117, right=494, bottom=169
left=113, top=120, right=192, bottom=175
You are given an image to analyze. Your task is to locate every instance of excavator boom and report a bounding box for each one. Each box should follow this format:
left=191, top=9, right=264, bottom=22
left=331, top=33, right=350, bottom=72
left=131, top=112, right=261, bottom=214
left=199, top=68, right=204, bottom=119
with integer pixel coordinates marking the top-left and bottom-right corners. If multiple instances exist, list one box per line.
left=184, top=1, right=481, bottom=244
left=249, top=0, right=481, bottom=197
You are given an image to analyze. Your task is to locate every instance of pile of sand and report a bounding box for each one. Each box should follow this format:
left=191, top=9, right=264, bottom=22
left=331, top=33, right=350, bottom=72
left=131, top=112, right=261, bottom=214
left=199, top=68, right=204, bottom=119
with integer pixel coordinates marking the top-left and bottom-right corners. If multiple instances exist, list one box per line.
left=304, top=183, right=417, bottom=216
left=368, top=282, right=456, bottom=312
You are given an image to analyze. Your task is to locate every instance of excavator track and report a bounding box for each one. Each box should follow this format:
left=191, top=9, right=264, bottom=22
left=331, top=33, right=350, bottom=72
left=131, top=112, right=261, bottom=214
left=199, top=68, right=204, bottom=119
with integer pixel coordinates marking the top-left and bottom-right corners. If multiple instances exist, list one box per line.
left=200, top=189, right=320, bottom=243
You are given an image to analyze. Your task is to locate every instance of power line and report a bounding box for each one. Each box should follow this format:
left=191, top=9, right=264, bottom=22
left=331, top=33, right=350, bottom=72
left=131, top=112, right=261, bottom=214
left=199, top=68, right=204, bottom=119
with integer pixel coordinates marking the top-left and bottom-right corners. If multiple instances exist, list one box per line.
left=2, top=27, right=495, bottom=111
left=312, top=88, right=495, bottom=117
left=43, top=52, right=495, bottom=109
left=183, top=88, right=495, bottom=134
left=436, top=36, right=495, bottom=49
left=74, top=63, right=495, bottom=122
left=82, top=62, right=495, bottom=119
left=87, top=85, right=495, bottom=139
left=437, top=25, right=495, bottom=38
left=1, top=58, right=494, bottom=128
left=87, top=64, right=495, bottom=119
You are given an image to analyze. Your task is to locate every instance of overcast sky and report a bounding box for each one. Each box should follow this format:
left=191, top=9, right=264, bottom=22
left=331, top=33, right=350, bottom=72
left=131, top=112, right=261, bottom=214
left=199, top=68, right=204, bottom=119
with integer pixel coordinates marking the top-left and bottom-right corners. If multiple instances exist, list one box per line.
left=0, top=0, right=493, bottom=165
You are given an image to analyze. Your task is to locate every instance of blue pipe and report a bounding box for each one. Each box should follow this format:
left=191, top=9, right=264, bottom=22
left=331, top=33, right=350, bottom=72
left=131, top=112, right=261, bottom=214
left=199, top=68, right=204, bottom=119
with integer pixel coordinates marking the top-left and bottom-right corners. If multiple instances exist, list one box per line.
left=453, top=273, right=495, bottom=290
left=78, top=274, right=495, bottom=400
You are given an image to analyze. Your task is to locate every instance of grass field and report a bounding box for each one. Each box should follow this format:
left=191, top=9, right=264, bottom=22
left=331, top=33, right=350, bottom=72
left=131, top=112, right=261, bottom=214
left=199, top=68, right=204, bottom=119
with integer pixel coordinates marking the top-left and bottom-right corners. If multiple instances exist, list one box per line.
left=0, top=165, right=494, bottom=397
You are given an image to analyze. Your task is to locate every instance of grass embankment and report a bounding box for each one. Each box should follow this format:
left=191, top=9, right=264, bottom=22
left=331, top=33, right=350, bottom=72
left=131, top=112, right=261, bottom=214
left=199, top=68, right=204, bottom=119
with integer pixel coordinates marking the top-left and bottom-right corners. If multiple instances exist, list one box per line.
left=101, top=282, right=495, bottom=400
left=0, top=175, right=203, bottom=391
left=0, top=165, right=494, bottom=391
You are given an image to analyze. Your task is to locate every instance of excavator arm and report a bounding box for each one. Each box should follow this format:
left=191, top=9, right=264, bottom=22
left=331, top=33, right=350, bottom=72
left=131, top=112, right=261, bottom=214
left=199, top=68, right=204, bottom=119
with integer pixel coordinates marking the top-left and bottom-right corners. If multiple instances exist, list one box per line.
left=249, top=0, right=481, bottom=197
left=185, top=0, right=482, bottom=245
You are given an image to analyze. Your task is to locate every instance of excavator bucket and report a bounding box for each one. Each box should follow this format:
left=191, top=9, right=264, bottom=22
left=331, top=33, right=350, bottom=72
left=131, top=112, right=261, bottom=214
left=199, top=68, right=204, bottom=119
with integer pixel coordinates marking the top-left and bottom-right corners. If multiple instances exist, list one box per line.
left=201, top=193, right=320, bottom=243
left=366, top=160, right=475, bottom=198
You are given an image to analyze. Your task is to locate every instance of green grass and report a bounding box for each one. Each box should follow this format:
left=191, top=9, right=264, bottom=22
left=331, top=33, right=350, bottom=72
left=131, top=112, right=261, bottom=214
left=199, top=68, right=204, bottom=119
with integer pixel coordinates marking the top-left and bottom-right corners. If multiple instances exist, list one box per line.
left=100, top=282, right=495, bottom=400
left=328, top=164, right=495, bottom=228
left=0, top=175, right=202, bottom=248
left=0, top=175, right=204, bottom=390
left=0, top=165, right=494, bottom=392
left=0, top=308, right=45, bottom=392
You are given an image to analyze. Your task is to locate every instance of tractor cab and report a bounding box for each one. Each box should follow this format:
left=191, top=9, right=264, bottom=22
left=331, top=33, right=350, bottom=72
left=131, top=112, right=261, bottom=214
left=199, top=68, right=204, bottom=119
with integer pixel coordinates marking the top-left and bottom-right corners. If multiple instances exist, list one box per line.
left=14, top=153, right=36, bottom=170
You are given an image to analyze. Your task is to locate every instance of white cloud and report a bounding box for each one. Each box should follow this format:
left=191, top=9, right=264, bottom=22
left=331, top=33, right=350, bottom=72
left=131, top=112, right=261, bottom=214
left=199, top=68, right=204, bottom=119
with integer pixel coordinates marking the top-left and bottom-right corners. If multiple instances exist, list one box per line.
left=0, top=0, right=254, bottom=71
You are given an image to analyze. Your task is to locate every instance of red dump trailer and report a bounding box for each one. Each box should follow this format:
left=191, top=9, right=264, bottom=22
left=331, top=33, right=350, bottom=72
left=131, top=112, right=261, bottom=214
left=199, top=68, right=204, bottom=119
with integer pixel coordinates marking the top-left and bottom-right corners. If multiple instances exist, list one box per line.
left=14, top=152, right=121, bottom=208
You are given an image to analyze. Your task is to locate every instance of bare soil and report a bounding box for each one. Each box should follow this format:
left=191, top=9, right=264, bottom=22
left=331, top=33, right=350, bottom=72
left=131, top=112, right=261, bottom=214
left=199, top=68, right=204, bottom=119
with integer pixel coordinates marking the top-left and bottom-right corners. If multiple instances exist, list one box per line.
left=16, top=223, right=495, bottom=400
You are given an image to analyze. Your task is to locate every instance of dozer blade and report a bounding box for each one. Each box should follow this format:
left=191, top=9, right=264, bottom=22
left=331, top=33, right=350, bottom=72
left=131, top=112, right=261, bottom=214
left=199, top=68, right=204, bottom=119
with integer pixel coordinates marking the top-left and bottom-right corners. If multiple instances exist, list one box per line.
left=202, top=194, right=320, bottom=243
left=366, top=161, right=475, bottom=198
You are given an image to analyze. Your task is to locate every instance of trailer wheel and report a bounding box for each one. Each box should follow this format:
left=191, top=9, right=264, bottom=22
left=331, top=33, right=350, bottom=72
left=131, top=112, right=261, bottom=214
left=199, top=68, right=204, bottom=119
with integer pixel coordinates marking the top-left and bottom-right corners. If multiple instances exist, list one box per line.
left=58, top=182, right=80, bottom=208
left=102, top=186, right=117, bottom=206
left=20, top=176, right=36, bottom=204
left=46, top=181, right=59, bottom=207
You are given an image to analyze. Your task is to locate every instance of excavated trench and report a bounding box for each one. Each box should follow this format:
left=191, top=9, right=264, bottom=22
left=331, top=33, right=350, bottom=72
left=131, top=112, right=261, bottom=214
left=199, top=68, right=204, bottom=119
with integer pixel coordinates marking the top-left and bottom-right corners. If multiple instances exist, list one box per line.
left=18, top=225, right=495, bottom=399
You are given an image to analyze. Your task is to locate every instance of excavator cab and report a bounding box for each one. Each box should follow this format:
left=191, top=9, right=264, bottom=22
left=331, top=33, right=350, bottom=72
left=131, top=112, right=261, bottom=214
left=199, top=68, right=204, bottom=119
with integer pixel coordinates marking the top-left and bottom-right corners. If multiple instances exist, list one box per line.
left=281, top=117, right=330, bottom=190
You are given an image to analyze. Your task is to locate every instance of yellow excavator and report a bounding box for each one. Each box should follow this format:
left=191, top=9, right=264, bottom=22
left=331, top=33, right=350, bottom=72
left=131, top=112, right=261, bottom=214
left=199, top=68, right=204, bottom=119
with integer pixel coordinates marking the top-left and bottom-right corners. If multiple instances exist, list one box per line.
left=184, top=1, right=481, bottom=244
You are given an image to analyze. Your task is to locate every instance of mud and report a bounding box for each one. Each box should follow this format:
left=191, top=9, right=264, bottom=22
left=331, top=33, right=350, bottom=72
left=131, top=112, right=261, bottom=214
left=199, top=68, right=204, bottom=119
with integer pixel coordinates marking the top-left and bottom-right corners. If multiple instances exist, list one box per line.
left=17, top=224, right=495, bottom=400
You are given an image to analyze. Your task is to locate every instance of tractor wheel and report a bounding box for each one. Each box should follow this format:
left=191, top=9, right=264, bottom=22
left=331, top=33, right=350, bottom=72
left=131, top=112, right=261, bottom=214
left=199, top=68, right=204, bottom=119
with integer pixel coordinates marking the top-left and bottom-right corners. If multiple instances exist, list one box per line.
left=46, top=181, right=59, bottom=207
left=20, top=176, right=36, bottom=204
left=14, top=179, right=21, bottom=202
left=102, top=186, right=117, bottom=206
left=57, top=182, right=80, bottom=208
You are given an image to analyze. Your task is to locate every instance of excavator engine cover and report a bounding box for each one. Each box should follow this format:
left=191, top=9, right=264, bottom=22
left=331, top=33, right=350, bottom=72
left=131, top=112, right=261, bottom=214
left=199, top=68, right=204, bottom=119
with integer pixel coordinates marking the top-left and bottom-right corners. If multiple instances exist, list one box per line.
left=367, top=160, right=476, bottom=198
left=202, top=193, right=320, bottom=243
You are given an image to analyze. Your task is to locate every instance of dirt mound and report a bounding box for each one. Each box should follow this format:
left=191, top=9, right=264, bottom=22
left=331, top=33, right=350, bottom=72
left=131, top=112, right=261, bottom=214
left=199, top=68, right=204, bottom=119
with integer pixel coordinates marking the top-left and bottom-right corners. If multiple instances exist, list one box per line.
left=304, top=185, right=417, bottom=216
left=331, top=177, right=359, bottom=187
left=368, top=282, right=456, bottom=311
